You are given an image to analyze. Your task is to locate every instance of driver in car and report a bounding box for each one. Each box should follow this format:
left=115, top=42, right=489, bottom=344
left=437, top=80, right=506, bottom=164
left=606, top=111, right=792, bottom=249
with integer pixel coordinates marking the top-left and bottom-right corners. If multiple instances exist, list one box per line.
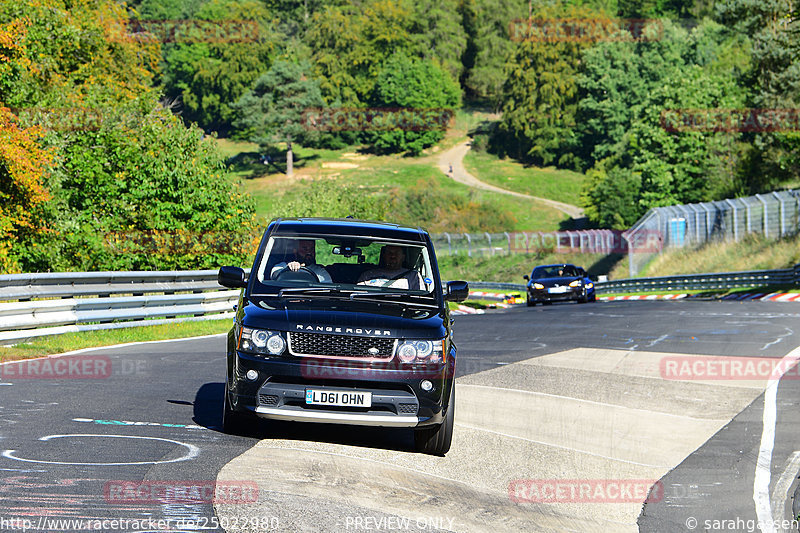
left=357, top=245, right=423, bottom=290
left=270, top=239, right=331, bottom=282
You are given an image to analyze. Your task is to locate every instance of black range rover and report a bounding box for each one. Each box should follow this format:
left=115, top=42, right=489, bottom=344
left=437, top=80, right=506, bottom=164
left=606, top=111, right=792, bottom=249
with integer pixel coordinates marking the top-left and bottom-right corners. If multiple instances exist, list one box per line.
left=218, top=218, right=468, bottom=455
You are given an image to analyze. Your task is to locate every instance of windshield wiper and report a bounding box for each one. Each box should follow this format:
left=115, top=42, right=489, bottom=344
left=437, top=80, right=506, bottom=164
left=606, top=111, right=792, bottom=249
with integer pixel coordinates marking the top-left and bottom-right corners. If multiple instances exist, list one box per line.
left=348, top=292, right=406, bottom=300
left=348, top=293, right=438, bottom=309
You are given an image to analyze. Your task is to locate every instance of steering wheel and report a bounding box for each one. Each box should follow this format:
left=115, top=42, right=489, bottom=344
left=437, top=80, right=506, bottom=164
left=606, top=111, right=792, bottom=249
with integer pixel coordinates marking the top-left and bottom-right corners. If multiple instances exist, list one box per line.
left=273, top=266, right=321, bottom=283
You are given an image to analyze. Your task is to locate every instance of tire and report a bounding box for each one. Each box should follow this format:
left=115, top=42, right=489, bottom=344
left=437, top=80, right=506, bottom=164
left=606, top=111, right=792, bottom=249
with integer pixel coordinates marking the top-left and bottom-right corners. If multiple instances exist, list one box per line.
left=222, top=382, right=254, bottom=436
left=526, top=296, right=536, bottom=307
left=414, top=386, right=455, bottom=456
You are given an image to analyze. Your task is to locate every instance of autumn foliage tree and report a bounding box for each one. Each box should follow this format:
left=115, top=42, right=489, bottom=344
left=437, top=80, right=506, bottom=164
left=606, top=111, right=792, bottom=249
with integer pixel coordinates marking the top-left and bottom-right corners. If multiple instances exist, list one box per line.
left=0, top=108, right=53, bottom=273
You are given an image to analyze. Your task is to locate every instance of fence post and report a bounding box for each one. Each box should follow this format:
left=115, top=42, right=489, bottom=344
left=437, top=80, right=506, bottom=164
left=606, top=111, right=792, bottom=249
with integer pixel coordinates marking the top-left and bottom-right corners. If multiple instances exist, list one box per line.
left=725, top=199, right=739, bottom=242
left=464, top=233, right=472, bottom=257
left=755, top=193, right=768, bottom=237
left=772, top=192, right=786, bottom=237
left=443, top=232, right=451, bottom=255
left=504, top=231, right=511, bottom=255
left=485, top=232, right=492, bottom=256
left=744, top=198, right=752, bottom=234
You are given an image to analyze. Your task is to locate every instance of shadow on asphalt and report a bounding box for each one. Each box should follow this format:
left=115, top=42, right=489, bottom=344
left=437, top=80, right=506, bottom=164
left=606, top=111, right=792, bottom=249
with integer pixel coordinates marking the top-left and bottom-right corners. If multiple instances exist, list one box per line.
left=192, top=382, right=416, bottom=452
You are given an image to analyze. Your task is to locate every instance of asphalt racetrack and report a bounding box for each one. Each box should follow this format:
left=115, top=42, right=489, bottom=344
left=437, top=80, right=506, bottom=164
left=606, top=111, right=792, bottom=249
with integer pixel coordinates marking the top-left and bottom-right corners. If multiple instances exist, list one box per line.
left=1, top=299, right=799, bottom=532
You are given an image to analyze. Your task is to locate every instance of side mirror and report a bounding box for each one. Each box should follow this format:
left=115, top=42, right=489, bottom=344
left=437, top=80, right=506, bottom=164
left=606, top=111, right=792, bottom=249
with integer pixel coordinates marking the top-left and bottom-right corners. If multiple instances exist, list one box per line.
left=523, top=275, right=529, bottom=281
left=444, top=280, right=469, bottom=302
left=218, top=266, right=247, bottom=288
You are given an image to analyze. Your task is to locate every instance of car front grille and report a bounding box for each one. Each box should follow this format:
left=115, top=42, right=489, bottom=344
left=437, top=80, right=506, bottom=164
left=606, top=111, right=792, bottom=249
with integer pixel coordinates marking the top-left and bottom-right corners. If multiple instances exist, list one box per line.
left=397, top=403, right=417, bottom=414
left=288, top=332, right=395, bottom=358
left=259, top=394, right=279, bottom=406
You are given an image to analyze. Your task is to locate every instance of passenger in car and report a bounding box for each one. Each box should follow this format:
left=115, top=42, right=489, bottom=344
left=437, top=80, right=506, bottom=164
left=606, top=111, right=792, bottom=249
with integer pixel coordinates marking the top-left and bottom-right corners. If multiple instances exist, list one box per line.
left=356, top=245, right=423, bottom=289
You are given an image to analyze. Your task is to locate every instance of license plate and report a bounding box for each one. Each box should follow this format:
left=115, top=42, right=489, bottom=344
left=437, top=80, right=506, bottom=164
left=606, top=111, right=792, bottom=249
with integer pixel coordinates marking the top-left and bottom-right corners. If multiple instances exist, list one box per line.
left=305, top=389, right=372, bottom=408
left=548, top=286, right=569, bottom=294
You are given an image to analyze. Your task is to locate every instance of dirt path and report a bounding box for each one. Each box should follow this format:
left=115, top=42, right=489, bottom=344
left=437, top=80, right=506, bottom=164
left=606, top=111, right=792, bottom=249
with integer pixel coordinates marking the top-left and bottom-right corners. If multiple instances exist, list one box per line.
left=438, top=141, right=585, bottom=219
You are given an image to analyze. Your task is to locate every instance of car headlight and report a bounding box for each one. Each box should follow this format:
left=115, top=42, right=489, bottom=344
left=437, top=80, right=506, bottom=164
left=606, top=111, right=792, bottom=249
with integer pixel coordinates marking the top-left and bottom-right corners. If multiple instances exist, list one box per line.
left=395, top=339, right=444, bottom=364
left=239, top=327, right=286, bottom=356
left=569, top=280, right=582, bottom=287
left=586, top=282, right=594, bottom=289
left=533, top=283, right=545, bottom=289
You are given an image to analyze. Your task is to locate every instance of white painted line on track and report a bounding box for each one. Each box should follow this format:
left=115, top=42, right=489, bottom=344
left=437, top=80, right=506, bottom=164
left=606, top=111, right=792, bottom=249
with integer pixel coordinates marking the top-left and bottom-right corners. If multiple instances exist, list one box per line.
left=754, top=346, right=800, bottom=533
left=771, top=451, right=800, bottom=525
left=454, top=423, right=669, bottom=469
left=2, top=434, right=200, bottom=466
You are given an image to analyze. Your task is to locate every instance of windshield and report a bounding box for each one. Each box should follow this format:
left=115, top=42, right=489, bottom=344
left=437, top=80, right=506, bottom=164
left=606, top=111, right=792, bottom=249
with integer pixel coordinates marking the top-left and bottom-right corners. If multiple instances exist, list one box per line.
left=253, top=235, right=435, bottom=295
left=532, top=265, right=579, bottom=279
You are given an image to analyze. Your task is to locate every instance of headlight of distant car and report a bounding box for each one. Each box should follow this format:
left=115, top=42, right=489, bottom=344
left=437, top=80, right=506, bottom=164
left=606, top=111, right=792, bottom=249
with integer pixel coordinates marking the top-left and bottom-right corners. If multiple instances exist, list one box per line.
left=395, top=339, right=444, bottom=364
left=238, top=327, right=286, bottom=356
left=533, top=283, right=545, bottom=289
left=569, top=280, right=582, bottom=287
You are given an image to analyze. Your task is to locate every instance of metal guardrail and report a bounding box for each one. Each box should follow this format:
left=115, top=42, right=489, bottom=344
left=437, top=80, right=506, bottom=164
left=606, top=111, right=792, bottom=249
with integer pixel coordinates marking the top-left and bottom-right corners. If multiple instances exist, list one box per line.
left=0, top=270, right=239, bottom=344
left=1, top=264, right=798, bottom=344
left=593, top=265, right=800, bottom=294
left=466, top=265, right=800, bottom=295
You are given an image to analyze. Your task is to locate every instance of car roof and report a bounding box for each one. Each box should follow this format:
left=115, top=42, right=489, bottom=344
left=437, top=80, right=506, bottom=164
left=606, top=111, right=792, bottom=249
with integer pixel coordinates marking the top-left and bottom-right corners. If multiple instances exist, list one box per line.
left=535, top=264, right=578, bottom=269
left=268, top=217, right=428, bottom=242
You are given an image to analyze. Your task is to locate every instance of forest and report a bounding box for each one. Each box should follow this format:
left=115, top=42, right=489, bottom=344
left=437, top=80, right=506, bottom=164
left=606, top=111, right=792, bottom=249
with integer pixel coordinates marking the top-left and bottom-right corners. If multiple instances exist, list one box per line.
left=0, top=0, right=797, bottom=273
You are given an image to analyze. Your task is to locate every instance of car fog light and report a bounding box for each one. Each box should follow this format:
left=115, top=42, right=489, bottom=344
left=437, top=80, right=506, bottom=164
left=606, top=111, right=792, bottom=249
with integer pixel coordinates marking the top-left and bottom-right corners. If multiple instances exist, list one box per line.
left=420, top=380, right=433, bottom=391
left=246, top=370, right=259, bottom=381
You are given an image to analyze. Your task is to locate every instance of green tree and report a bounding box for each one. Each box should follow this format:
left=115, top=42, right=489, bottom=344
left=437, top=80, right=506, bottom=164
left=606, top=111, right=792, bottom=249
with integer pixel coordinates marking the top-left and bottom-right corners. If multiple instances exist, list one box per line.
left=305, top=0, right=418, bottom=106
left=234, top=60, right=325, bottom=175
left=717, top=0, right=800, bottom=188
left=497, top=2, right=611, bottom=167
left=157, top=0, right=276, bottom=133
left=410, top=0, right=468, bottom=81
left=368, top=53, right=461, bottom=155
left=462, top=0, right=527, bottom=103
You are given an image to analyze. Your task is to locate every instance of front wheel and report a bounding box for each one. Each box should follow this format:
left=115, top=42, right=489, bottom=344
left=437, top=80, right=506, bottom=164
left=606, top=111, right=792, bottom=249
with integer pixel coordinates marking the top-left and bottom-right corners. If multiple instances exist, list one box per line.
left=222, top=382, right=255, bottom=435
left=526, top=296, right=536, bottom=307
left=414, top=386, right=455, bottom=456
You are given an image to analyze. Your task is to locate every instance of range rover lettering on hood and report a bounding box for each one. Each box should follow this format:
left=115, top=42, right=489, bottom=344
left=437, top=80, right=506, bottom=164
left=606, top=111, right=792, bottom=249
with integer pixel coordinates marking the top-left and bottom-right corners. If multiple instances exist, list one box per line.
left=295, top=324, right=392, bottom=336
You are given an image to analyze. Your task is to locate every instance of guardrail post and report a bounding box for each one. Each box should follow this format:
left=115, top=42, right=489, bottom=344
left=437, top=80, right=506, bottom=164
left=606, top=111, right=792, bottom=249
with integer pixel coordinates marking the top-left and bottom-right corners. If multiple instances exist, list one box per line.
left=464, top=233, right=472, bottom=257
left=485, top=232, right=493, bottom=256
left=504, top=232, right=511, bottom=255
left=443, top=232, right=451, bottom=255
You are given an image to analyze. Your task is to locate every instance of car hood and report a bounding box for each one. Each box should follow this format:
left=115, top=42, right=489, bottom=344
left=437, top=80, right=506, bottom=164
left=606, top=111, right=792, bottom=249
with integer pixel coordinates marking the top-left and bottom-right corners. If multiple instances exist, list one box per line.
left=238, top=296, right=447, bottom=340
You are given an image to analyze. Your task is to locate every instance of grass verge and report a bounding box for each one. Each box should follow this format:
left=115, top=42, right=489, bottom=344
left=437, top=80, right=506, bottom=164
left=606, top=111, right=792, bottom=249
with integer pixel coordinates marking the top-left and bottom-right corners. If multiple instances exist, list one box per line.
left=463, top=150, right=585, bottom=206
left=0, top=319, right=231, bottom=362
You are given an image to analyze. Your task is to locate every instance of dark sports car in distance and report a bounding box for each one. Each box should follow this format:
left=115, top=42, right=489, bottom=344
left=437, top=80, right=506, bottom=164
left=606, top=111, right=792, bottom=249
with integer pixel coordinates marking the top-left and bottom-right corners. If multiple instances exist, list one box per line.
left=523, top=264, right=595, bottom=306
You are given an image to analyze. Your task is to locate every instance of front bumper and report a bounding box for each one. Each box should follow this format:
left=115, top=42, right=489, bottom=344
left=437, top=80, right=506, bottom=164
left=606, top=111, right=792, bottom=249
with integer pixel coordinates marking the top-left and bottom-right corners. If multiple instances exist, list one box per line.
left=528, top=287, right=583, bottom=302
left=228, top=351, right=453, bottom=428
